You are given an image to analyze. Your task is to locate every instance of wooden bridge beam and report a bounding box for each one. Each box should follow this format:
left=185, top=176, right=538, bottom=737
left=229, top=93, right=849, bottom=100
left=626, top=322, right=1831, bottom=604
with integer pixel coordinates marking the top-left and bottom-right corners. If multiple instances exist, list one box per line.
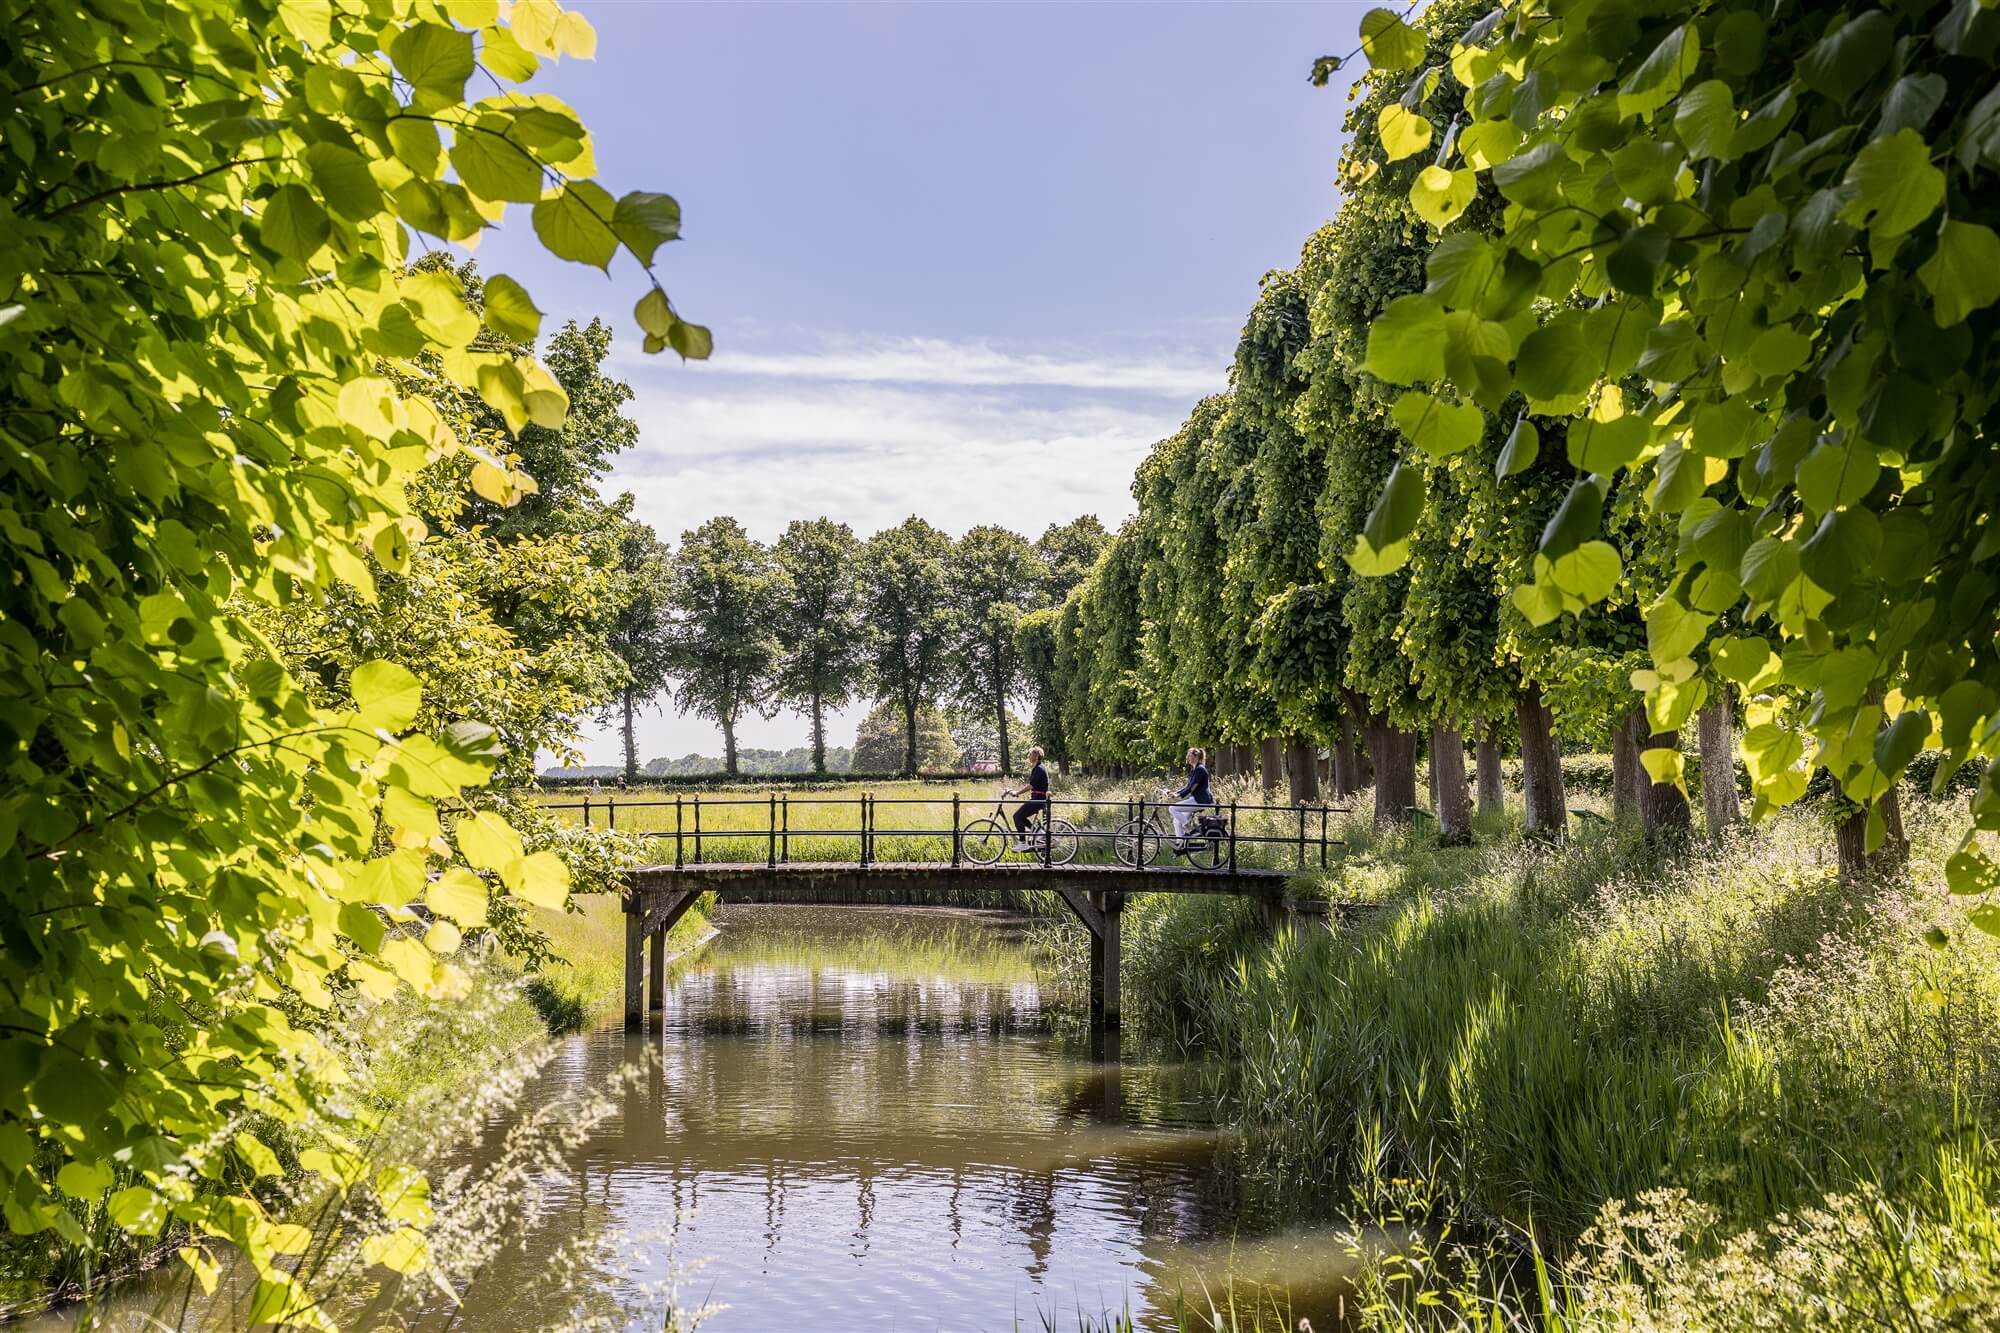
left=625, top=885, right=706, bottom=1031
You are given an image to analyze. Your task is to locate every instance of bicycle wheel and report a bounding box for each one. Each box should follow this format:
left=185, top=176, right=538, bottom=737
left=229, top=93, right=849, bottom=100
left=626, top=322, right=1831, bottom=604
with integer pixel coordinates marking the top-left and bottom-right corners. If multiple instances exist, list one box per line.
left=1114, top=818, right=1160, bottom=867
left=1043, top=818, right=1080, bottom=866
left=959, top=818, right=1010, bottom=865
left=1186, top=831, right=1227, bottom=870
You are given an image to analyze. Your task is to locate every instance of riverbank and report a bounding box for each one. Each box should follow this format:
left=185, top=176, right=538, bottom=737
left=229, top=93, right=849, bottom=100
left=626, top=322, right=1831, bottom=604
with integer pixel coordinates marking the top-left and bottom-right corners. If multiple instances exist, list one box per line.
left=1095, top=793, right=2000, bottom=1328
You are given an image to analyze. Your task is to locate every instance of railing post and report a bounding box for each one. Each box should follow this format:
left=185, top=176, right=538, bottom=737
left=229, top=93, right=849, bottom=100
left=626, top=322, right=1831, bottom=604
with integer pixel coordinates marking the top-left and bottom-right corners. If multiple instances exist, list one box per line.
left=693, top=794, right=703, bottom=865
left=951, top=792, right=961, bottom=868
left=768, top=793, right=777, bottom=868
left=1298, top=804, right=1307, bottom=870
left=607, top=794, right=616, bottom=831
left=674, top=794, right=683, bottom=870
left=1320, top=805, right=1329, bottom=869
left=1136, top=797, right=1146, bottom=869
left=1043, top=795, right=1053, bottom=869
left=781, top=793, right=790, bottom=864
left=582, top=794, right=591, bottom=829
left=1228, top=800, right=1238, bottom=874
left=860, top=793, right=871, bottom=867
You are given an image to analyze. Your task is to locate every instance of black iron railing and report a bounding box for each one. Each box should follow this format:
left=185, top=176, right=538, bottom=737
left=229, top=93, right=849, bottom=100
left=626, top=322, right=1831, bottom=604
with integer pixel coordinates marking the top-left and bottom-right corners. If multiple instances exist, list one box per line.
left=544, top=792, right=1350, bottom=874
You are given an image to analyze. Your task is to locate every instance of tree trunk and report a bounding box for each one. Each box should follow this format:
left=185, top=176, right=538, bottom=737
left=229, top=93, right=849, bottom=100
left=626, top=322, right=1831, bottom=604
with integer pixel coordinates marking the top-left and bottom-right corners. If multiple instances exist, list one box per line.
left=1288, top=736, right=1319, bottom=804
left=811, top=688, right=826, bottom=774
left=1476, top=721, right=1504, bottom=821
left=1427, top=743, right=1440, bottom=810
left=902, top=695, right=919, bottom=775
left=1835, top=777, right=1908, bottom=879
left=1697, top=687, right=1741, bottom=841
left=1432, top=722, right=1472, bottom=843
left=1259, top=736, right=1283, bottom=798
left=1516, top=687, right=1568, bottom=838
left=1611, top=706, right=1645, bottom=823
left=995, top=686, right=1011, bottom=775
left=722, top=716, right=740, bottom=777
left=621, top=686, right=639, bottom=783
left=1332, top=711, right=1361, bottom=797
left=1362, top=705, right=1418, bottom=824
left=1639, top=731, right=1692, bottom=846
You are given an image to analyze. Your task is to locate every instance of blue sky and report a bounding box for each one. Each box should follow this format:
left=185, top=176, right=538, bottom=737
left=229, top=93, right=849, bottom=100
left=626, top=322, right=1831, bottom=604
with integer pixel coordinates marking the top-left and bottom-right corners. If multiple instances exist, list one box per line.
left=478, top=2, right=1366, bottom=765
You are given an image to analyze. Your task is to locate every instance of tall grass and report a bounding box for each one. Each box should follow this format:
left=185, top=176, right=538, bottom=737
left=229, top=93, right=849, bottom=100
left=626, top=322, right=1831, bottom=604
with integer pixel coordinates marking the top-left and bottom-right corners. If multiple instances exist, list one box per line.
left=1086, top=792, right=2000, bottom=1327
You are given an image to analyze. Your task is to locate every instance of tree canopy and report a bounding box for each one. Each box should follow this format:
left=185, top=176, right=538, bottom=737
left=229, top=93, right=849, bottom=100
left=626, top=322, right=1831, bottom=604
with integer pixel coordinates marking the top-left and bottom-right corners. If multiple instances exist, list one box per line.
left=1, top=0, right=705, bottom=1307
left=663, top=517, right=784, bottom=777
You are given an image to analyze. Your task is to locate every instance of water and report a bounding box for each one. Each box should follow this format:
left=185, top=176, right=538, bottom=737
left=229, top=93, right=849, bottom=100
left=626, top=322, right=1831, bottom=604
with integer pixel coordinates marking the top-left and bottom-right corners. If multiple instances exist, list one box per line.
left=40, top=906, right=1357, bottom=1331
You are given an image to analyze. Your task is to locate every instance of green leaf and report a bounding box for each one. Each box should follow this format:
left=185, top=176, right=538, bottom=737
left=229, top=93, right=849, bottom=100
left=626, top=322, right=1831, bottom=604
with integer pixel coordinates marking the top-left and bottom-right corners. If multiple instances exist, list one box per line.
left=1748, top=325, right=1814, bottom=379
left=261, top=185, right=329, bottom=262
left=667, top=320, right=713, bottom=361
left=1391, top=392, right=1484, bottom=458
left=352, top=660, right=423, bottom=733
left=1795, top=439, right=1881, bottom=513
left=1874, top=710, right=1931, bottom=779
left=1605, top=224, right=1670, bottom=296
left=531, top=180, right=618, bottom=269
left=1515, top=314, right=1593, bottom=401
left=1798, top=506, right=1882, bottom=594
left=1674, top=80, right=1735, bottom=160
left=451, top=128, right=545, bottom=204
left=1410, top=166, right=1477, bottom=229
left=388, top=21, right=475, bottom=98
left=510, top=850, right=572, bottom=908
left=1646, top=596, right=1712, bottom=663
left=1947, top=844, right=2000, bottom=896
left=1617, top=25, right=1697, bottom=119
left=1711, top=636, right=1776, bottom=687
left=304, top=143, right=382, bottom=222
left=1363, top=294, right=1446, bottom=384
left=1349, top=462, right=1424, bottom=576
left=611, top=191, right=682, bottom=266
left=456, top=810, right=524, bottom=877
left=1918, top=221, right=2000, bottom=327
left=1496, top=417, right=1539, bottom=478
left=1567, top=411, right=1649, bottom=473
left=1425, top=233, right=1498, bottom=308
left=634, top=287, right=675, bottom=339
left=1800, top=10, right=1894, bottom=103
left=1540, top=475, right=1606, bottom=558
left=1841, top=129, right=1945, bottom=241
left=106, top=1186, right=166, bottom=1234
left=1359, top=8, right=1426, bottom=71
left=1378, top=105, right=1434, bottom=163
left=1651, top=436, right=1707, bottom=511
left=1549, top=541, right=1620, bottom=605
left=481, top=274, right=543, bottom=342
left=1971, top=904, right=2000, bottom=940
left=337, top=902, right=387, bottom=953
left=1877, top=74, right=1947, bottom=140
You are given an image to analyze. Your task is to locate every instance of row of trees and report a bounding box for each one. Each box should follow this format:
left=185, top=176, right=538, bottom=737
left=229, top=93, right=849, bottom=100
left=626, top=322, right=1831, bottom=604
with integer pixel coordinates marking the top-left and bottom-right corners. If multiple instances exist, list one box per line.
left=611, top=513, right=1107, bottom=778
left=1034, top=0, right=2000, bottom=886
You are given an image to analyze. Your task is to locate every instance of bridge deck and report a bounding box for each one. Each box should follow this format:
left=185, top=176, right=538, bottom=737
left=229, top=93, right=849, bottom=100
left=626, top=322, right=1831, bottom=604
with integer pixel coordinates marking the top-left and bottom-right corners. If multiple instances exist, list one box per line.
left=627, top=860, right=1295, bottom=897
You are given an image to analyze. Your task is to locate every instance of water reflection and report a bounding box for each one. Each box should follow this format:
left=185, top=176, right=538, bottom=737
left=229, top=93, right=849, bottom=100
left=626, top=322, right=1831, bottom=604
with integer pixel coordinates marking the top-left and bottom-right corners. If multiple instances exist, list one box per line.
left=39, top=906, right=1355, bottom=1331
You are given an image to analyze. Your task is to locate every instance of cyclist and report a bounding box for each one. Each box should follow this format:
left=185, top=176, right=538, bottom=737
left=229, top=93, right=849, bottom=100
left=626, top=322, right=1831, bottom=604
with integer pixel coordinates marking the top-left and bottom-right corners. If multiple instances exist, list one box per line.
left=1001, top=746, right=1051, bottom=852
left=1163, top=746, right=1213, bottom=848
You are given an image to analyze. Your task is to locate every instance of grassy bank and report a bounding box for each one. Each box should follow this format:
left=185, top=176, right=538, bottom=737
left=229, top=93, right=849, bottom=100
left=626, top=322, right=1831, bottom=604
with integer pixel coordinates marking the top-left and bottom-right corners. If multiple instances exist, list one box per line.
left=1088, top=793, right=2000, bottom=1329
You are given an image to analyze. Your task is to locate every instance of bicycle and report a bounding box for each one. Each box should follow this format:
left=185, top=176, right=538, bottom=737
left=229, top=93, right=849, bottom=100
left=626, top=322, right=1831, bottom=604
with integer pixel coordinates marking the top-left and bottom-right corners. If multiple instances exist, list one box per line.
left=959, top=798, right=1078, bottom=866
left=1114, top=800, right=1229, bottom=870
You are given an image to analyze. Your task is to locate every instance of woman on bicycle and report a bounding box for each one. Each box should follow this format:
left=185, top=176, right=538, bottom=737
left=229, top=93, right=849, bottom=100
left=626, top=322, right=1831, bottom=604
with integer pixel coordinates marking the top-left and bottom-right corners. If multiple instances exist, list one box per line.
left=1002, top=746, right=1050, bottom=852
left=1164, top=746, right=1212, bottom=847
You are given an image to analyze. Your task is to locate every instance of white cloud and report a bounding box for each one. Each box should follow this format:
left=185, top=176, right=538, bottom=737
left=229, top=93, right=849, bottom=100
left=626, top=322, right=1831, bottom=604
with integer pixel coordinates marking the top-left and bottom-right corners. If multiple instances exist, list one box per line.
left=647, top=333, right=1224, bottom=396
left=567, top=332, right=1226, bottom=763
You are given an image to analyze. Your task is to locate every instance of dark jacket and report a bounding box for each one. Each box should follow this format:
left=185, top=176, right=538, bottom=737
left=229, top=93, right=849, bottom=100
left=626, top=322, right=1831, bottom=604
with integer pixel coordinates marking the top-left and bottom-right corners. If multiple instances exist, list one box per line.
left=1177, top=763, right=1212, bottom=805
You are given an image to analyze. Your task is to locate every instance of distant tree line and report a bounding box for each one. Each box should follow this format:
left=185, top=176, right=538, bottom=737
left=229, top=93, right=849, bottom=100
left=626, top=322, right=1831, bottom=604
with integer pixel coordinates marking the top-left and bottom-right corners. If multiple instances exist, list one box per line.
left=609, top=514, right=1108, bottom=779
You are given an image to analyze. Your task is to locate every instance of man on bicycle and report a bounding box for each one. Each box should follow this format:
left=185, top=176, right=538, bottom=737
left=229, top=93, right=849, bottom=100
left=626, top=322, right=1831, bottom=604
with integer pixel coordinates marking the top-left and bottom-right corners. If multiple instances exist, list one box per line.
left=1001, top=746, right=1050, bottom=853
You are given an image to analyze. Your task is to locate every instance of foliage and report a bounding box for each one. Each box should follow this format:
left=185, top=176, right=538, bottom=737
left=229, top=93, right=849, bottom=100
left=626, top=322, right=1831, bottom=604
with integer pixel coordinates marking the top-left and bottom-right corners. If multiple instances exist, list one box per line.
left=851, top=700, right=958, bottom=774
left=946, top=525, right=1046, bottom=773
left=1339, top=0, right=2000, bottom=901
left=1033, top=514, right=1111, bottom=605
left=0, top=0, right=704, bottom=1311
left=772, top=518, right=868, bottom=774
left=662, top=517, right=784, bottom=777
left=860, top=517, right=958, bottom=774
left=599, top=518, right=676, bottom=782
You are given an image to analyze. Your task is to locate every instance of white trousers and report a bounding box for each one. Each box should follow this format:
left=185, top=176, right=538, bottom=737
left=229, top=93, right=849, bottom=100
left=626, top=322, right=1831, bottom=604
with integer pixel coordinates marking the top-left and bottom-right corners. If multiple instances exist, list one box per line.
left=1170, top=800, right=1204, bottom=838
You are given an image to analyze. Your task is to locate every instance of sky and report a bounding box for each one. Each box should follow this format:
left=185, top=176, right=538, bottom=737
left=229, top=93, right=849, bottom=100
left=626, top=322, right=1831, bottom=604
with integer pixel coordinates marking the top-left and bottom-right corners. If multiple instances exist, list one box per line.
left=475, top=2, right=1367, bottom=767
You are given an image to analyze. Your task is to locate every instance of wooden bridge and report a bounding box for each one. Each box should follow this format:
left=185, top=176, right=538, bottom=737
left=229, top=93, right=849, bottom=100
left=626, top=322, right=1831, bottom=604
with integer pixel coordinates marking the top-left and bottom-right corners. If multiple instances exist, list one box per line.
left=600, top=791, right=1358, bottom=1032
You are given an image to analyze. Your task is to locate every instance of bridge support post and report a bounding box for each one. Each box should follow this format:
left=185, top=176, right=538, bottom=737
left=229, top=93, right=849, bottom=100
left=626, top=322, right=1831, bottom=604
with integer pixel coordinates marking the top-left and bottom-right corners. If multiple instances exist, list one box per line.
left=1089, top=891, right=1122, bottom=1029
left=624, top=908, right=644, bottom=1031
left=1260, top=894, right=1289, bottom=937
left=649, top=927, right=667, bottom=1016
